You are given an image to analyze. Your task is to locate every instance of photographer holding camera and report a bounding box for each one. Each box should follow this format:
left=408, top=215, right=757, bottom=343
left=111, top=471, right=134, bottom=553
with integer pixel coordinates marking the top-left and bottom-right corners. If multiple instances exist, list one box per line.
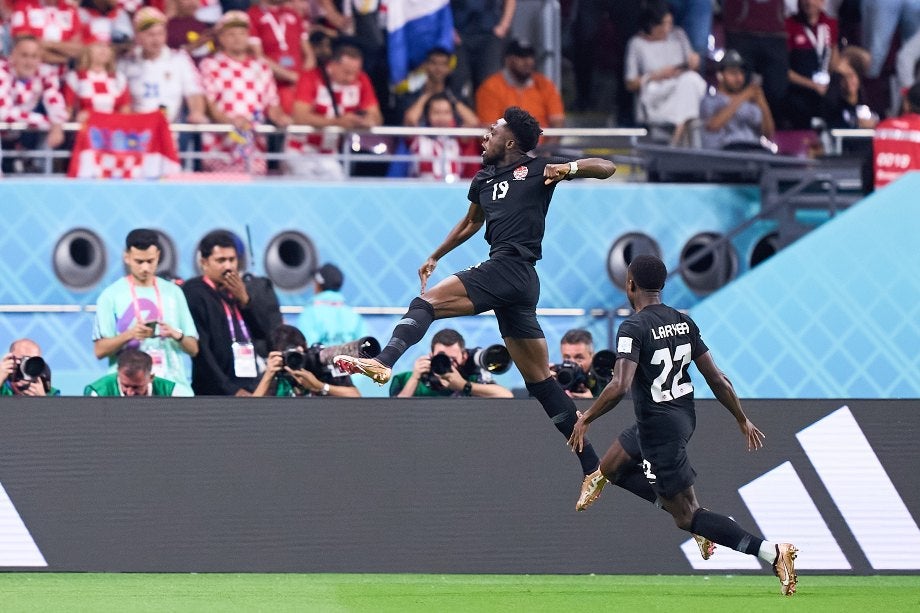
left=253, top=325, right=361, bottom=397
left=551, top=329, right=615, bottom=399
left=389, top=328, right=513, bottom=398
left=1, top=338, right=59, bottom=397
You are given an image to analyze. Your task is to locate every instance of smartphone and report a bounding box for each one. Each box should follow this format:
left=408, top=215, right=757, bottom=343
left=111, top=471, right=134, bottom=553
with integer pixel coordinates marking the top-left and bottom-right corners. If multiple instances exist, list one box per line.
left=145, top=321, right=158, bottom=334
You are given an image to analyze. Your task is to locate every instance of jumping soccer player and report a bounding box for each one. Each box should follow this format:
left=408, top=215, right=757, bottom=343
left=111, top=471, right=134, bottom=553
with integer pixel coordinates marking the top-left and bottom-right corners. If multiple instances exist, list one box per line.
left=337, top=106, right=616, bottom=502
left=568, top=255, right=799, bottom=596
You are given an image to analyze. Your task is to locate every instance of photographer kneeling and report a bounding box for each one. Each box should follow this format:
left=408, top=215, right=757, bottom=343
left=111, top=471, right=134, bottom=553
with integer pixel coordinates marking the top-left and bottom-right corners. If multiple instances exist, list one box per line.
left=389, top=328, right=513, bottom=398
left=551, top=329, right=615, bottom=399
left=1, top=338, right=59, bottom=397
left=253, top=325, right=361, bottom=397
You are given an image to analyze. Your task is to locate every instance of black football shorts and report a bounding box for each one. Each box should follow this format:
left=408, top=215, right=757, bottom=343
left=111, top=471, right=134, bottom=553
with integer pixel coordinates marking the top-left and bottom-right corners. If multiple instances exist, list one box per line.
left=454, top=256, right=543, bottom=339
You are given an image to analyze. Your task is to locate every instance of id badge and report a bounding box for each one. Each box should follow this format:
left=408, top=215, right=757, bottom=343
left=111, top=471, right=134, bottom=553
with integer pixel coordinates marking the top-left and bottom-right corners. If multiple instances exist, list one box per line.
left=280, top=55, right=295, bottom=68
left=147, top=348, right=167, bottom=377
left=232, top=342, right=258, bottom=378
left=813, top=71, right=830, bottom=86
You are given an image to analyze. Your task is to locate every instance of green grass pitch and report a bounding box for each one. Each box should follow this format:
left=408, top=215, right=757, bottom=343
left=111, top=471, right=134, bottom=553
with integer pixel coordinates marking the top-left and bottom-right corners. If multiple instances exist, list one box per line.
left=2, top=574, right=919, bottom=612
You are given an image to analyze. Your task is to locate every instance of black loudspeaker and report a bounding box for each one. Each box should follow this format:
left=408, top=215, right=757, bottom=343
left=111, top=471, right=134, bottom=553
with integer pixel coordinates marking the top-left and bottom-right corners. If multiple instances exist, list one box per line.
left=263, top=231, right=318, bottom=290
left=750, top=231, right=780, bottom=269
left=152, top=230, right=178, bottom=280
left=678, top=232, right=738, bottom=295
left=607, top=233, right=662, bottom=289
left=52, top=228, right=107, bottom=290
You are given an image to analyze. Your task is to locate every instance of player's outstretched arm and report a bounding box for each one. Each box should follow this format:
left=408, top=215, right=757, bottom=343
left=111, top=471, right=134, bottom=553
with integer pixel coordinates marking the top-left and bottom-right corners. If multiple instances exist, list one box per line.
left=544, top=157, right=617, bottom=184
left=568, top=358, right=636, bottom=452
left=419, top=202, right=485, bottom=292
left=695, top=351, right=765, bottom=451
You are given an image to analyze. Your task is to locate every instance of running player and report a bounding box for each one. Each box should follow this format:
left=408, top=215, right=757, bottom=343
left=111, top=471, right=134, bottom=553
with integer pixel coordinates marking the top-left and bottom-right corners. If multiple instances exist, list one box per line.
left=337, top=106, right=616, bottom=501
left=569, top=255, right=798, bottom=596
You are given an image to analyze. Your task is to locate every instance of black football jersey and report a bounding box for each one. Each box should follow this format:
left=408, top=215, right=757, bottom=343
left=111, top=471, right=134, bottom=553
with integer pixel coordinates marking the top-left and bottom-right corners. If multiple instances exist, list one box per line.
left=615, top=304, right=709, bottom=441
left=467, top=155, right=568, bottom=262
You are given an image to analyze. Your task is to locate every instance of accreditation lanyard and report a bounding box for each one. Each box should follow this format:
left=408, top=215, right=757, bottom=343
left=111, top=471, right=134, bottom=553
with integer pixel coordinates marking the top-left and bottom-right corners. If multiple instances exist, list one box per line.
left=803, top=21, right=830, bottom=73
left=127, top=275, right=167, bottom=376
left=202, top=275, right=251, bottom=343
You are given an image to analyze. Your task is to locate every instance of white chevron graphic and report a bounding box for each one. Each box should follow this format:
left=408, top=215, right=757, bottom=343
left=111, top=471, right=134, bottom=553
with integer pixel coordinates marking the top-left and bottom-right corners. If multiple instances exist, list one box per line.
left=0, top=481, right=47, bottom=567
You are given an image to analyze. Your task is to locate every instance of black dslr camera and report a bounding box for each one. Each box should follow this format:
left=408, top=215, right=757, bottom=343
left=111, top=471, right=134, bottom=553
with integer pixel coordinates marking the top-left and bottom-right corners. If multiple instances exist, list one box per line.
left=282, top=336, right=381, bottom=380
left=421, top=344, right=512, bottom=391
left=553, top=350, right=617, bottom=393
left=9, top=356, right=50, bottom=392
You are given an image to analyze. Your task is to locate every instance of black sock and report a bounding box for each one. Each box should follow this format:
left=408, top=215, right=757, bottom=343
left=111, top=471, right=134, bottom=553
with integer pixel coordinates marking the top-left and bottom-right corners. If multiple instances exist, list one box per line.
left=611, top=464, right=657, bottom=504
left=689, top=508, right=763, bottom=556
left=526, top=377, right=600, bottom=475
left=375, top=297, right=435, bottom=367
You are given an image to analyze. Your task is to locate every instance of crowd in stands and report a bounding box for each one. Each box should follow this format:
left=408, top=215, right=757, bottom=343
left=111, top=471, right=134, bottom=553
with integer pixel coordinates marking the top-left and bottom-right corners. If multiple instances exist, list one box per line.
left=2, top=0, right=920, bottom=178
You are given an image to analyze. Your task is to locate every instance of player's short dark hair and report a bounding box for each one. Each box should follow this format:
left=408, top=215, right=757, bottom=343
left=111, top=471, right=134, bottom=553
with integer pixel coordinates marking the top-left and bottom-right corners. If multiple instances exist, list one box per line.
left=117, top=348, right=153, bottom=376
left=271, top=324, right=308, bottom=351
left=629, top=255, right=667, bottom=291
left=198, top=230, right=237, bottom=259
left=125, top=228, right=160, bottom=251
left=431, top=328, right=465, bottom=351
left=503, top=106, right=542, bottom=153
left=561, top=329, right=594, bottom=349
left=639, top=0, right=671, bottom=34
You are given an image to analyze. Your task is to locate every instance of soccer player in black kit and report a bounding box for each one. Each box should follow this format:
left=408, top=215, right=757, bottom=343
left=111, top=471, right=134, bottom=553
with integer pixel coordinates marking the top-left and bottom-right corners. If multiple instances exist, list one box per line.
left=568, top=255, right=799, bottom=596
left=336, top=106, right=617, bottom=502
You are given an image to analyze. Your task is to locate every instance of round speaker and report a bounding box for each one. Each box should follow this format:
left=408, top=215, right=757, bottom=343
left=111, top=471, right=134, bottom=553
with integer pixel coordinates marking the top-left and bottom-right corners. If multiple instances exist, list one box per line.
left=52, top=228, right=107, bottom=290
left=607, top=233, right=662, bottom=289
left=678, top=232, right=738, bottom=295
left=263, top=231, right=317, bottom=290
left=750, top=231, right=780, bottom=268
left=152, top=230, right=178, bottom=279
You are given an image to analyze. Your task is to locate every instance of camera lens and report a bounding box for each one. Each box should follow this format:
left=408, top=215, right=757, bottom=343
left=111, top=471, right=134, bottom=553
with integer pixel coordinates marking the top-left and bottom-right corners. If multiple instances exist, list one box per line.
left=20, top=356, right=46, bottom=380
left=430, top=353, right=453, bottom=376
left=283, top=349, right=305, bottom=370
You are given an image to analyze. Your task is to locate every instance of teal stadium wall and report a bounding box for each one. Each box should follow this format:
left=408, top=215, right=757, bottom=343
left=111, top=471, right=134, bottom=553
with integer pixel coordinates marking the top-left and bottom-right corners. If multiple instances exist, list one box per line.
left=1, top=178, right=888, bottom=397
left=688, top=172, right=920, bottom=399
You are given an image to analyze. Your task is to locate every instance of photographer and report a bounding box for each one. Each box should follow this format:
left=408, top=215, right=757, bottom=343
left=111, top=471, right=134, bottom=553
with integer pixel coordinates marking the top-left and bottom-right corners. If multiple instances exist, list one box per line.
left=1, top=338, right=59, bottom=397
left=389, top=328, right=513, bottom=398
left=551, top=329, right=614, bottom=400
left=253, top=325, right=360, bottom=397
left=84, top=349, right=181, bottom=397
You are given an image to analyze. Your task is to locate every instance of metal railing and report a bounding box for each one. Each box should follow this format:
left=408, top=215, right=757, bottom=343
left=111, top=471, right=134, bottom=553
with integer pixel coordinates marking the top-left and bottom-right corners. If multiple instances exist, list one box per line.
left=0, top=122, right=647, bottom=178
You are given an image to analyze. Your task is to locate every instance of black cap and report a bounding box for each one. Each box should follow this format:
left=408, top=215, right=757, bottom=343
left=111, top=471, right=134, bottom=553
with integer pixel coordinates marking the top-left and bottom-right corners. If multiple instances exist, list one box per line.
left=315, top=263, right=343, bottom=291
left=719, top=49, right=745, bottom=70
left=505, top=39, right=536, bottom=58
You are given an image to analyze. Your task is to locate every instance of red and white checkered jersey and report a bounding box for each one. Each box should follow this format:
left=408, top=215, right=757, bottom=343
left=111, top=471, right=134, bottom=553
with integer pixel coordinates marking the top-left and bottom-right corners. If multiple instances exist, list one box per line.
left=118, top=47, right=204, bottom=121
left=409, top=135, right=464, bottom=181
left=10, top=0, right=83, bottom=42
left=79, top=5, right=133, bottom=44
left=64, top=69, right=131, bottom=114
left=198, top=52, right=279, bottom=175
left=287, top=67, right=379, bottom=153
left=248, top=5, right=307, bottom=71
left=0, top=60, right=69, bottom=127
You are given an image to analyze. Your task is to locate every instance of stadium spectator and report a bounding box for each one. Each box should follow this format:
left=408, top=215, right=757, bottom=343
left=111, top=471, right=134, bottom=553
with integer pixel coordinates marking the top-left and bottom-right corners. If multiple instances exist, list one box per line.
left=388, top=328, right=513, bottom=398
left=874, top=81, right=920, bottom=188
left=248, top=0, right=315, bottom=114
left=93, top=228, right=199, bottom=396
left=119, top=7, right=208, bottom=124
left=450, top=0, right=516, bottom=97
left=821, top=46, right=879, bottom=129
left=296, top=262, right=367, bottom=347
left=165, top=0, right=213, bottom=60
left=700, top=49, right=776, bottom=150
left=0, top=35, right=68, bottom=173
left=551, top=329, right=614, bottom=400
left=9, top=0, right=85, bottom=68
left=78, top=0, right=133, bottom=53
left=407, top=92, right=479, bottom=181
left=308, top=29, right=334, bottom=67
left=84, top=348, right=182, bottom=396
left=667, top=0, right=713, bottom=58
left=625, top=0, right=706, bottom=146
left=723, top=0, right=790, bottom=121
left=252, top=324, right=360, bottom=397
left=400, top=46, right=477, bottom=128
left=569, top=255, right=799, bottom=598
left=63, top=38, right=132, bottom=121
left=783, top=0, right=840, bottom=129
left=0, top=338, right=59, bottom=396
left=183, top=230, right=281, bottom=396
left=286, top=39, right=382, bottom=179
left=475, top=39, right=564, bottom=140
left=198, top=10, right=292, bottom=175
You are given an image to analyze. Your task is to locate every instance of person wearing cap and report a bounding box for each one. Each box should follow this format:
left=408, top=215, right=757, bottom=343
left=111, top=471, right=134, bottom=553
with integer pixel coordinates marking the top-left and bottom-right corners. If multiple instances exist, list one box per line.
left=119, top=6, right=208, bottom=124
left=198, top=10, right=292, bottom=175
left=475, top=39, right=565, bottom=138
left=699, top=49, right=775, bottom=151
left=296, top=263, right=367, bottom=347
